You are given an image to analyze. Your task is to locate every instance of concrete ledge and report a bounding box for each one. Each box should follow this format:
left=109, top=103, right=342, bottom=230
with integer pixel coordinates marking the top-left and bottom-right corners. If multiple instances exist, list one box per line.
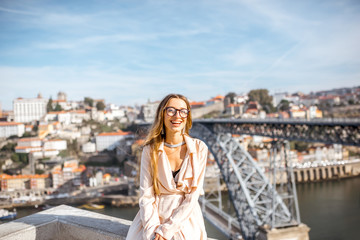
left=0, top=205, right=132, bottom=240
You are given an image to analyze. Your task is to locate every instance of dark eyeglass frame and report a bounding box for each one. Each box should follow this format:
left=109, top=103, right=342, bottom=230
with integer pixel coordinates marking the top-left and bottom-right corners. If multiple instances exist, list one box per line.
left=164, top=107, right=190, bottom=118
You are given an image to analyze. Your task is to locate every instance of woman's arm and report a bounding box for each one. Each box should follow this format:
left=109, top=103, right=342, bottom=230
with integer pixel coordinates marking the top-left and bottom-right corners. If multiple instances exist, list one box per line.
left=139, top=145, right=161, bottom=240
left=155, top=142, right=208, bottom=239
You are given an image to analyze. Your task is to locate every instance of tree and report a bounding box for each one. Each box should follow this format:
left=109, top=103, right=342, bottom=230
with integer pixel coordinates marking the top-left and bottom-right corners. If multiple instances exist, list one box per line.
left=225, top=92, right=237, bottom=104
left=277, top=99, right=290, bottom=112
left=54, top=103, right=63, bottom=111
left=96, top=101, right=106, bottom=110
left=248, top=89, right=274, bottom=113
left=1, top=143, right=16, bottom=152
left=11, top=153, right=19, bottom=162
left=290, top=141, right=309, bottom=152
left=84, top=97, right=94, bottom=107
left=47, top=97, right=53, bottom=112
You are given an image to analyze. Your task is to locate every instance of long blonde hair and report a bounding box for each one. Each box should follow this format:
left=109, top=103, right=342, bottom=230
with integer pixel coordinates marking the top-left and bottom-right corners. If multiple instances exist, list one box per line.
left=143, top=94, right=192, bottom=195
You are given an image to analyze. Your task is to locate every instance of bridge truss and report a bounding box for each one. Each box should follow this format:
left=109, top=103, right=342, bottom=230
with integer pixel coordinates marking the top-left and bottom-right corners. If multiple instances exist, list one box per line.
left=195, top=119, right=360, bottom=146
left=191, top=123, right=300, bottom=240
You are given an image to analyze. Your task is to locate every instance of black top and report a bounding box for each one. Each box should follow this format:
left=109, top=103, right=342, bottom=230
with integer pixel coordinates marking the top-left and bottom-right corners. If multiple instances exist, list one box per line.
left=172, top=169, right=180, bottom=179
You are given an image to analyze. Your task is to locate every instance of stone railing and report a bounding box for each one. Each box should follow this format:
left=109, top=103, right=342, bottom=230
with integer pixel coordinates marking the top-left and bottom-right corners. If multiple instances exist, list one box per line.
left=0, top=205, right=131, bottom=240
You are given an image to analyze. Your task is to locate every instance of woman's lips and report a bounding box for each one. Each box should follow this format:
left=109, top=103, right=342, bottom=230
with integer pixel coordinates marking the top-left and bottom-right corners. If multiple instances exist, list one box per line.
left=171, top=120, right=182, bottom=127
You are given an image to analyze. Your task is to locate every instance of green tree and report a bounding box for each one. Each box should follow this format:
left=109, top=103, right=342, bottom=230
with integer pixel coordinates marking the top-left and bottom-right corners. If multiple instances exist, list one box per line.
left=11, top=153, right=19, bottom=162
left=225, top=92, right=237, bottom=104
left=22, top=132, right=36, bottom=138
left=96, top=101, right=106, bottom=111
left=18, top=153, right=28, bottom=164
left=84, top=97, right=94, bottom=107
left=290, top=141, right=309, bottom=152
left=277, top=99, right=290, bottom=112
left=47, top=97, right=53, bottom=112
left=1, top=143, right=16, bottom=152
left=248, top=89, right=274, bottom=113
left=54, top=103, right=63, bottom=111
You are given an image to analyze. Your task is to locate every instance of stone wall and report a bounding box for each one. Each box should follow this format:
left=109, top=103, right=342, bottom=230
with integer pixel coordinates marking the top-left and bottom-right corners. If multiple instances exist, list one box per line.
left=192, top=102, right=224, bottom=119
left=0, top=205, right=131, bottom=240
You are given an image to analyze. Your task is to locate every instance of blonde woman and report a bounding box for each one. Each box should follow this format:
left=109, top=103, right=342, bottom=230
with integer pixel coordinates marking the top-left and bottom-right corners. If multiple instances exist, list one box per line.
left=126, top=94, right=208, bottom=240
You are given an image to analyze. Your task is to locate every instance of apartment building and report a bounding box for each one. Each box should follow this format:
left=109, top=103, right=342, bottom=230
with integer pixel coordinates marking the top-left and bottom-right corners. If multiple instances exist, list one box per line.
left=0, top=122, right=25, bottom=138
left=13, top=96, right=48, bottom=123
left=0, top=174, right=50, bottom=191
left=96, top=130, right=133, bottom=152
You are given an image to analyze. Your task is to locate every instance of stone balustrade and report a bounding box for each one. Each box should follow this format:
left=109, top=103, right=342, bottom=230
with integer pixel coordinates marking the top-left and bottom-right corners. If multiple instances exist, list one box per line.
left=0, top=205, right=131, bottom=240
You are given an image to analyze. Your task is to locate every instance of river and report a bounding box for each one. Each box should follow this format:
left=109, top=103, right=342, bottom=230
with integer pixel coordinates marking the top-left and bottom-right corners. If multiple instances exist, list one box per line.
left=5, top=177, right=360, bottom=240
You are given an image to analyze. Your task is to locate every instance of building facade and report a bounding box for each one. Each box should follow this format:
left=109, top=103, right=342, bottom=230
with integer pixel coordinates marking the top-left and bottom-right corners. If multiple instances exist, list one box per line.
left=0, top=174, right=50, bottom=191
left=13, top=96, right=48, bottom=123
left=96, top=130, right=133, bottom=152
left=0, top=122, right=25, bottom=138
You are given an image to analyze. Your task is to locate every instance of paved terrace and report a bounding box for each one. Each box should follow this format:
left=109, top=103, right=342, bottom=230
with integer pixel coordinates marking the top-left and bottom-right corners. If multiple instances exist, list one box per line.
left=0, top=205, right=219, bottom=240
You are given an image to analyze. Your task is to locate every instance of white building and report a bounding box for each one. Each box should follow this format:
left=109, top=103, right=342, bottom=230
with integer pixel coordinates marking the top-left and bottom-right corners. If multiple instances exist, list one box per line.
left=0, top=122, right=25, bottom=138
left=43, top=139, right=67, bottom=151
left=96, top=130, right=133, bottom=152
left=15, top=138, right=42, bottom=154
left=13, top=96, right=48, bottom=123
left=17, top=138, right=42, bottom=147
left=45, top=111, right=71, bottom=125
left=82, top=142, right=96, bottom=153
left=69, top=110, right=90, bottom=124
left=141, top=101, right=160, bottom=123
left=15, top=138, right=66, bottom=158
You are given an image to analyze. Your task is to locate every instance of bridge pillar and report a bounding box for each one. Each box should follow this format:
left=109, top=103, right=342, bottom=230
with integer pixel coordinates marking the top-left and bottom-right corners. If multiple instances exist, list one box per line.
left=314, top=168, right=320, bottom=181
left=307, top=169, right=312, bottom=181
left=320, top=167, right=325, bottom=180
left=344, top=165, right=352, bottom=175
left=257, top=224, right=310, bottom=240
left=327, top=167, right=332, bottom=178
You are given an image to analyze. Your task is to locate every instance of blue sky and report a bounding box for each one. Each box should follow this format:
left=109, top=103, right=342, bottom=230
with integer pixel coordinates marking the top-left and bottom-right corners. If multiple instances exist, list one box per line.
left=1, top=0, right=360, bottom=110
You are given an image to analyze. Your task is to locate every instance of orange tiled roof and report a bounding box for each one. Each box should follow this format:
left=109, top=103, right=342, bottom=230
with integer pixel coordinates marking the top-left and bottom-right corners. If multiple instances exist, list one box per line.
left=70, top=110, right=86, bottom=114
left=214, top=95, right=225, bottom=99
left=47, top=111, right=67, bottom=114
left=0, top=122, right=22, bottom=126
left=18, top=137, right=41, bottom=142
left=98, top=130, right=132, bottom=136
left=227, top=103, right=241, bottom=107
left=190, top=101, right=205, bottom=106
left=15, top=146, right=41, bottom=150
left=0, top=174, right=49, bottom=179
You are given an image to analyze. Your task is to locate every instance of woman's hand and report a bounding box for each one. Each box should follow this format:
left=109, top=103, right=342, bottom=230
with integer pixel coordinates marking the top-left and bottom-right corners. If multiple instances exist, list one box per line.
left=153, top=233, right=166, bottom=240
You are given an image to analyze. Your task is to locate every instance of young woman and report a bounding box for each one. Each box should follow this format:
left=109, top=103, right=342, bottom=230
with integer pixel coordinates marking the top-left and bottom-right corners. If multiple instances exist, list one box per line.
left=126, top=94, right=208, bottom=240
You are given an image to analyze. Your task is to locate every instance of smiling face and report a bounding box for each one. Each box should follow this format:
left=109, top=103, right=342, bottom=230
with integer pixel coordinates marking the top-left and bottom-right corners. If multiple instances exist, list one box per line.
left=163, top=98, right=188, bottom=134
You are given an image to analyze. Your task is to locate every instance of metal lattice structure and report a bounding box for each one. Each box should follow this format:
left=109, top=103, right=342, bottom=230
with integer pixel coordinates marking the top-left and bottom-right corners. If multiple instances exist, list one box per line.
left=191, top=123, right=300, bottom=240
left=195, top=118, right=360, bottom=146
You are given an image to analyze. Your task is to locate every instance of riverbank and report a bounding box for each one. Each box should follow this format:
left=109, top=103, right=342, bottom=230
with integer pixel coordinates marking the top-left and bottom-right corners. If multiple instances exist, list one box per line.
left=293, top=159, right=360, bottom=183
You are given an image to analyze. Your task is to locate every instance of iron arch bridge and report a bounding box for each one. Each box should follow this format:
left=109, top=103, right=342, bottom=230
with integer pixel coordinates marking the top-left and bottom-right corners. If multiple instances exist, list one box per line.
left=194, top=118, right=360, bottom=146
left=137, top=118, right=359, bottom=239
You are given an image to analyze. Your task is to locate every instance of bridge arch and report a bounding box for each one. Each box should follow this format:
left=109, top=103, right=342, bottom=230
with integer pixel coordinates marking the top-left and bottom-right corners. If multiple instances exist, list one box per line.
left=191, top=123, right=300, bottom=239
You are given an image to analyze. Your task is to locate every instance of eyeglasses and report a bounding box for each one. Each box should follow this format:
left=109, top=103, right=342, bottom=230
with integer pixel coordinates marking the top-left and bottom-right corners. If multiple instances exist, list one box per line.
left=165, top=107, right=190, bottom=118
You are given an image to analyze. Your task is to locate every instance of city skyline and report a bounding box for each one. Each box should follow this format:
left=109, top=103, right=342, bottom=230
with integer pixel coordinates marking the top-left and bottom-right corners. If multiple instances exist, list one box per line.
left=1, top=0, right=360, bottom=110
